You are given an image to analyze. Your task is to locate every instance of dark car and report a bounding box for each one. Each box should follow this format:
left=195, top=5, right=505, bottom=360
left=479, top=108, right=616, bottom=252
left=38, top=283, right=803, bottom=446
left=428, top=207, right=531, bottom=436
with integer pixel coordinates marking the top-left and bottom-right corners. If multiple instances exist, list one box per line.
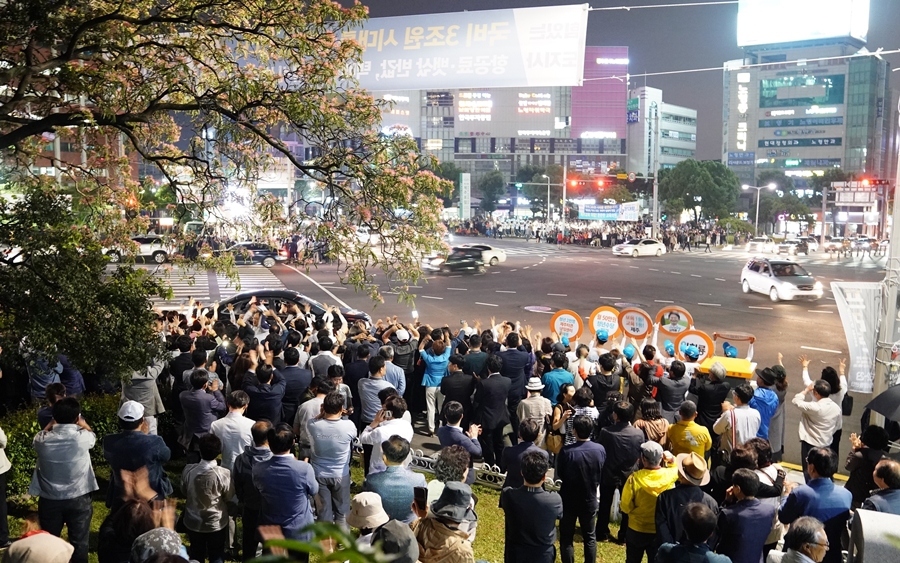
left=217, top=289, right=372, bottom=328
left=440, top=248, right=486, bottom=274
left=216, top=242, right=286, bottom=268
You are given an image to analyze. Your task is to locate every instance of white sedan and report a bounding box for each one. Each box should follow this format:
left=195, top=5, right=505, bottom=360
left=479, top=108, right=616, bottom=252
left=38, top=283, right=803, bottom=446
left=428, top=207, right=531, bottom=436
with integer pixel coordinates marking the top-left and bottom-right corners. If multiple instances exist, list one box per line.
left=613, top=238, right=667, bottom=257
left=457, top=244, right=507, bottom=266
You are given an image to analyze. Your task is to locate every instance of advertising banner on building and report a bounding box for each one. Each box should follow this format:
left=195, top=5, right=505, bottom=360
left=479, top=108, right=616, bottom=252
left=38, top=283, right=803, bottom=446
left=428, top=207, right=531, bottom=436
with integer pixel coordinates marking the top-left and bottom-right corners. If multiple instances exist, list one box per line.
left=579, top=202, right=640, bottom=221
left=343, top=4, right=589, bottom=91
left=832, top=282, right=881, bottom=393
left=459, top=173, right=471, bottom=220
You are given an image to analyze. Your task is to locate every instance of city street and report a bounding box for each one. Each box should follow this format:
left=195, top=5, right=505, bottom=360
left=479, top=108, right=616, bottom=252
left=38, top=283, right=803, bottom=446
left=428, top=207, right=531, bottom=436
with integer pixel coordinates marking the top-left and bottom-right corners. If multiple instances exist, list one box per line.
left=268, top=236, right=885, bottom=468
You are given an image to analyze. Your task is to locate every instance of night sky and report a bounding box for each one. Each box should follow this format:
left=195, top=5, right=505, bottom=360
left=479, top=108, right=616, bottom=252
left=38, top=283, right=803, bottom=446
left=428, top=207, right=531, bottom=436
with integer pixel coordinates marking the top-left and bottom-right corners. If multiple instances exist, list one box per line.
left=356, top=0, right=900, bottom=160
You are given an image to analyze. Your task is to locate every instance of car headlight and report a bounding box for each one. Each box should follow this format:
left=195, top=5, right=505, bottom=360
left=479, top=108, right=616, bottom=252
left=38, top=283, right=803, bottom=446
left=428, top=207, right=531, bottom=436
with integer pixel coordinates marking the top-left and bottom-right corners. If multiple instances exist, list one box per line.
left=814, top=281, right=823, bottom=290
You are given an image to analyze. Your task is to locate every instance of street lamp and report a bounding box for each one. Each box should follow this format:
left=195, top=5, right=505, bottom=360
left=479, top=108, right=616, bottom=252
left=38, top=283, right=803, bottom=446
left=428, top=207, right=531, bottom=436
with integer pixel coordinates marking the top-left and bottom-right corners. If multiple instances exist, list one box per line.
left=540, top=174, right=551, bottom=227
left=742, top=183, right=777, bottom=235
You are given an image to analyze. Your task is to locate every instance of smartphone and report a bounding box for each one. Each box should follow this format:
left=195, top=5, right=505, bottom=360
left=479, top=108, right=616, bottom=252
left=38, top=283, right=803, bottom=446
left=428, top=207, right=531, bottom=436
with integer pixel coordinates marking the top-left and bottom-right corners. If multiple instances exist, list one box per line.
left=414, top=486, right=428, bottom=512
left=412, top=310, right=419, bottom=319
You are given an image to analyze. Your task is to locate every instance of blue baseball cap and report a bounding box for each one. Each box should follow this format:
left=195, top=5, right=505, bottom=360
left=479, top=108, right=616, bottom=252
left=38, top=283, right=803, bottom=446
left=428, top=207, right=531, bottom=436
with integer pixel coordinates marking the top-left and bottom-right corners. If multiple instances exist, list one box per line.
left=623, top=344, right=637, bottom=361
left=679, top=341, right=688, bottom=354
left=684, top=345, right=700, bottom=360
left=596, top=329, right=608, bottom=343
left=723, top=342, right=738, bottom=358
left=664, top=339, right=675, bottom=356
left=561, top=335, right=570, bottom=347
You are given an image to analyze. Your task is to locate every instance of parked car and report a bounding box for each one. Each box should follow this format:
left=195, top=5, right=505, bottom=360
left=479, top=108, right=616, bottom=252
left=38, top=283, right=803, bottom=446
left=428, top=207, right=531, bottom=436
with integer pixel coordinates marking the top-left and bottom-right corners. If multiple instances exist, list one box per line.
left=104, top=235, right=174, bottom=264
left=740, top=258, right=823, bottom=302
left=776, top=239, right=809, bottom=256
left=612, top=238, right=667, bottom=257
left=217, top=289, right=372, bottom=327
left=852, top=236, right=873, bottom=251
left=745, top=237, right=774, bottom=253
left=457, top=243, right=506, bottom=266
left=216, top=242, right=287, bottom=268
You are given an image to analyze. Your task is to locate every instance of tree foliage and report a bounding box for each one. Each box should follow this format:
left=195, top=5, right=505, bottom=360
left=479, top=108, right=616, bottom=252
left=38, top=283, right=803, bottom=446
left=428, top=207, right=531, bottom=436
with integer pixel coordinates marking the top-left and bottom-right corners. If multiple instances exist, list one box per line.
left=478, top=169, right=505, bottom=213
left=433, top=161, right=464, bottom=204
left=0, top=0, right=450, bottom=305
left=0, top=185, right=168, bottom=378
left=659, top=160, right=739, bottom=222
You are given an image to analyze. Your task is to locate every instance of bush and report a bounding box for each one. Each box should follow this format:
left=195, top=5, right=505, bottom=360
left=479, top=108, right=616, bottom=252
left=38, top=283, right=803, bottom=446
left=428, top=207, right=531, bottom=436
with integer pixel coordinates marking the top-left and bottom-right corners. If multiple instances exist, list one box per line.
left=0, top=393, right=122, bottom=499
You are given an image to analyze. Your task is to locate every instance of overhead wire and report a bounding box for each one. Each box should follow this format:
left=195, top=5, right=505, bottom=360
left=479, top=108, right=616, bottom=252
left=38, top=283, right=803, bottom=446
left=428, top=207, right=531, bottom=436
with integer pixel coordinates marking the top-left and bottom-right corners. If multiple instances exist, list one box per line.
left=588, top=1, right=738, bottom=11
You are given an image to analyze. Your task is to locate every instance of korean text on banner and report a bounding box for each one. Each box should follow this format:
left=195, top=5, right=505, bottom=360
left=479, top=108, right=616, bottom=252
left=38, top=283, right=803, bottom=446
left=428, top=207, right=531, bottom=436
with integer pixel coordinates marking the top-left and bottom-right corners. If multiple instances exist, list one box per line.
left=342, top=4, right=589, bottom=90
left=459, top=173, right=471, bottom=220
left=832, top=282, right=881, bottom=393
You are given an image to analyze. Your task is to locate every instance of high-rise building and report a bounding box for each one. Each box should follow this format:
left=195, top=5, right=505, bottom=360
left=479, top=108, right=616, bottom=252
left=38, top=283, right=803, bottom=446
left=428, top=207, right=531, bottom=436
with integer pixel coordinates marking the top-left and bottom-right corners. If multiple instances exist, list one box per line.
left=723, top=0, right=892, bottom=190
left=626, top=86, right=697, bottom=176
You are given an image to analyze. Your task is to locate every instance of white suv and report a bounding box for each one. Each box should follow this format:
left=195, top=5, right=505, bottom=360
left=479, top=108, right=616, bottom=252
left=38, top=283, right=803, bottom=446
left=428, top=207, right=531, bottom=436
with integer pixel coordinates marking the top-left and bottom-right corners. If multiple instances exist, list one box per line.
left=105, top=235, right=174, bottom=264
left=740, top=258, right=823, bottom=302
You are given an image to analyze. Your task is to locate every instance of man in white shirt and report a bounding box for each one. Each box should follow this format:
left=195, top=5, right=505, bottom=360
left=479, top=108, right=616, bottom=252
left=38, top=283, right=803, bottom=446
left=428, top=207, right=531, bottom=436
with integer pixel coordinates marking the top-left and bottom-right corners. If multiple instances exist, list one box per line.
left=792, top=380, right=842, bottom=482
left=359, top=395, right=414, bottom=475
left=210, top=391, right=255, bottom=471
left=713, top=383, right=760, bottom=453
left=310, top=336, right=342, bottom=379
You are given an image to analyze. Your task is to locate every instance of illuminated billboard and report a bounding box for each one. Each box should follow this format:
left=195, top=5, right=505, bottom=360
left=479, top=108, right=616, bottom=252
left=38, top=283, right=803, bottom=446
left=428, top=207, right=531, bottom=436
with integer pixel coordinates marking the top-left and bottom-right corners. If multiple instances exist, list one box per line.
left=737, top=0, right=869, bottom=47
left=344, top=4, right=589, bottom=91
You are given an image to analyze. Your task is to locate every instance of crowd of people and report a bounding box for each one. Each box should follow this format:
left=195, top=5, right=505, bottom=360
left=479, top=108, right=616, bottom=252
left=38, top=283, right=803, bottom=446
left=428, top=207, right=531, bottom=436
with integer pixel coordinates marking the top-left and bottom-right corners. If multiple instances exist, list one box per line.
left=1, top=304, right=899, bottom=563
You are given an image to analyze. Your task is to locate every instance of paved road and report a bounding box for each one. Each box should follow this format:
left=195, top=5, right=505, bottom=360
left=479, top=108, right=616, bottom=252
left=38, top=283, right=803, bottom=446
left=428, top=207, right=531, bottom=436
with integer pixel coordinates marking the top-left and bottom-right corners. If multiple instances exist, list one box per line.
left=258, top=236, right=886, bottom=468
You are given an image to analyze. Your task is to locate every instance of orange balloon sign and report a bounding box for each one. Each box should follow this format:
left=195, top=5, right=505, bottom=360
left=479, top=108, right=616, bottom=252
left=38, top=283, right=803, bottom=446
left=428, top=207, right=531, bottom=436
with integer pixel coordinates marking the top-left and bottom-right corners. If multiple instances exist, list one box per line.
left=618, top=307, right=653, bottom=340
left=551, top=309, right=584, bottom=341
left=589, top=306, right=621, bottom=339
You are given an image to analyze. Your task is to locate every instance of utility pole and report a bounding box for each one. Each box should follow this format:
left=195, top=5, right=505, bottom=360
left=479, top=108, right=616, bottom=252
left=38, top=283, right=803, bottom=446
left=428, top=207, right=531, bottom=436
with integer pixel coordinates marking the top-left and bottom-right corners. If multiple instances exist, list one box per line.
left=820, top=183, right=828, bottom=249
left=562, top=158, right=568, bottom=234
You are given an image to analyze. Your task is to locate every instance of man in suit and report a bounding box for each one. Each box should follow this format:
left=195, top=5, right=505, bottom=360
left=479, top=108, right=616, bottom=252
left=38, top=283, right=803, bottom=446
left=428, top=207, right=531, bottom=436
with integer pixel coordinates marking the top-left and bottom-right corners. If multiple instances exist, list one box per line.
left=596, top=401, right=645, bottom=544
left=557, top=415, right=607, bottom=563
left=103, top=401, right=173, bottom=513
left=501, top=418, right=548, bottom=490
left=714, top=469, right=776, bottom=563
left=343, top=345, right=370, bottom=429
left=243, top=363, right=286, bottom=424
left=497, top=333, right=530, bottom=446
left=252, top=423, right=318, bottom=561
left=168, top=334, right=194, bottom=420
left=278, top=347, right=312, bottom=425
left=440, top=355, right=477, bottom=428
left=474, top=355, right=511, bottom=467
left=437, top=401, right=482, bottom=484
left=179, top=369, right=226, bottom=456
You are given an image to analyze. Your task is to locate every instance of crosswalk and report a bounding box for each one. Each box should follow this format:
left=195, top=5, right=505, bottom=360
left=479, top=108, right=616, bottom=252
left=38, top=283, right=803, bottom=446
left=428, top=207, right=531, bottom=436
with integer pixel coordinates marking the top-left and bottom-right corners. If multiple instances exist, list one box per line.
left=674, top=249, right=890, bottom=269
left=138, top=265, right=286, bottom=308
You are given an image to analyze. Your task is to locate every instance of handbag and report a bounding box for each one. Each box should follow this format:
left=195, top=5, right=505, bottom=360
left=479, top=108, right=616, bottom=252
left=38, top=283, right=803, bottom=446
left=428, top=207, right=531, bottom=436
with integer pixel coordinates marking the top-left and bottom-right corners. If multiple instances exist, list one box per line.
left=544, top=410, right=563, bottom=454
left=841, top=392, right=853, bottom=416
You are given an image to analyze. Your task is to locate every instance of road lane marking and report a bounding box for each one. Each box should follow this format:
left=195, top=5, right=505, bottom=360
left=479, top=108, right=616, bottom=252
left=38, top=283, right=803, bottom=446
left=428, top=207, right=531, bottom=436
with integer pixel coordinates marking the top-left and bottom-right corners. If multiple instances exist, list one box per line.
left=496, top=290, right=516, bottom=293
left=421, top=295, right=443, bottom=300
left=548, top=293, right=568, bottom=297
left=285, top=264, right=350, bottom=308
left=510, top=269, right=518, bottom=272
left=748, top=306, right=773, bottom=310
left=691, top=274, right=702, bottom=278
left=599, top=296, right=621, bottom=300
left=698, top=302, right=721, bottom=307
left=671, top=272, right=682, bottom=275
left=649, top=268, right=660, bottom=271
left=801, top=346, right=842, bottom=354
left=449, top=275, right=462, bottom=278
left=319, top=282, right=334, bottom=285
left=475, top=302, right=498, bottom=307
left=523, top=266, right=530, bottom=269
left=655, top=299, right=674, bottom=303
left=629, top=266, right=639, bottom=269
left=715, top=278, right=727, bottom=282
left=808, top=310, right=832, bottom=314
left=447, top=288, right=467, bottom=291
left=408, top=285, right=422, bottom=289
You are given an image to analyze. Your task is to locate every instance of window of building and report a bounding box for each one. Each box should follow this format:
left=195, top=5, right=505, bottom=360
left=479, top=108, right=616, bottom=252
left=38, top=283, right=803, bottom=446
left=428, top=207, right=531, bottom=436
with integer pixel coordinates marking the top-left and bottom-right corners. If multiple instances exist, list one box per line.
left=758, top=74, right=845, bottom=108
left=660, top=147, right=695, bottom=157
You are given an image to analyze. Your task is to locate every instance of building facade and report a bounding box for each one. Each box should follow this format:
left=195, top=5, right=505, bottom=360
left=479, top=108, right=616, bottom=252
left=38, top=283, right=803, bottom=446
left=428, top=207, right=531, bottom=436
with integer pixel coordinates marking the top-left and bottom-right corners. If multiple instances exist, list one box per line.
left=625, top=86, right=698, bottom=176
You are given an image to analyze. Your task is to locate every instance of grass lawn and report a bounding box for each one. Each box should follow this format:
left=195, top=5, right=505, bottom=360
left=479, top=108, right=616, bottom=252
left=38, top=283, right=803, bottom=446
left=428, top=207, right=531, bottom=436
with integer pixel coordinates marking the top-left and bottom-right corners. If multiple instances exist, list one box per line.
left=4, top=460, right=627, bottom=563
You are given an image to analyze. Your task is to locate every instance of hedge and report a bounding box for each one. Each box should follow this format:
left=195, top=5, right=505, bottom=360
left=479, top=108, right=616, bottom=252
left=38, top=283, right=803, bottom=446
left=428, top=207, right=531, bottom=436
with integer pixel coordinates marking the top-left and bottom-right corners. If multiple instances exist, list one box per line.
left=1, top=393, right=126, bottom=499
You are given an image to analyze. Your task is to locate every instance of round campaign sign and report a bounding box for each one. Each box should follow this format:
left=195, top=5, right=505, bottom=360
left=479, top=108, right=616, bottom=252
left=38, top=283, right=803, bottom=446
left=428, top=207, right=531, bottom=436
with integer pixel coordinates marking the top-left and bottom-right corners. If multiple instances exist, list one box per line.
left=551, top=309, right=584, bottom=340
left=674, top=330, right=715, bottom=362
left=656, top=306, right=694, bottom=336
left=588, top=306, right=621, bottom=339
left=618, top=307, right=653, bottom=340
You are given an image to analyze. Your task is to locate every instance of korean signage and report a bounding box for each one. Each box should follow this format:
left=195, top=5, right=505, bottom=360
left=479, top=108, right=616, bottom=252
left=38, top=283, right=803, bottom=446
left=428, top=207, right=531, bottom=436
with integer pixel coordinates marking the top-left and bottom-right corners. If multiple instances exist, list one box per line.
left=457, top=92, right=493, bottom=122
left=832, top=282, right=880, bottom=393
left=344, top=4, right=589, bottom=90
left=459, top=173, right=471, bottom=220
left=727, top=152, right=755, bottom=167
left=759, top=117, right=844, bottom=128
left=759, top=138, right=842, bottom=148
left=551, top=309, right=584, bottom=340
left=517, top=92, right=551, bottom=114
left=578, top=202, right=640, bottom=222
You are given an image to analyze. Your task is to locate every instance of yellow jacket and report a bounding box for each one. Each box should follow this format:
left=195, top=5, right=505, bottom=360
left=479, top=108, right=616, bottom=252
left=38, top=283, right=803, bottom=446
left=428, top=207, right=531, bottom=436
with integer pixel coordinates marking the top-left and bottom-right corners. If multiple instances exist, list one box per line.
left=667, top=420, right=712, bottom=458
left=620, top=466, right=679, bottom=533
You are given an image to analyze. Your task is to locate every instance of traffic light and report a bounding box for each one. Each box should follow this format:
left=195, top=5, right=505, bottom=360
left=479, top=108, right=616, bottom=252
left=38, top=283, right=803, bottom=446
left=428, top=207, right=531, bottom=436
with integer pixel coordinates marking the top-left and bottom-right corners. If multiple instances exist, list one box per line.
left=514, top=183, right=523, bottom=188
left=569, top=179, right=578, bottom=188
left=597, top=179, right=605, bottom=188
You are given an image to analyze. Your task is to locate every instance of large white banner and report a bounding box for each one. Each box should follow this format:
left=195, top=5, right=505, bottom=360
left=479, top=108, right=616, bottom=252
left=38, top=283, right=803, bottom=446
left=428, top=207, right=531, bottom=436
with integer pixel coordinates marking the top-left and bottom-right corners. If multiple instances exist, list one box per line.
left=343, top=5, right=589, bottom=91
left=458, top=173, right=471, bottom=220
left=832, top=282, right=881, bottom=393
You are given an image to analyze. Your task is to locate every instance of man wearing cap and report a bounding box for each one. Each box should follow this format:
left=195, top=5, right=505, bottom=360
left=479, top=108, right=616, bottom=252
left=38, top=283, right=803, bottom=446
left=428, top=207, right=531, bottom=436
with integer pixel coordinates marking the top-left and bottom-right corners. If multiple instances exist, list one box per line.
left=411, top=481, right=477, bottom=563
left=620, top=441, right=679, bottom=563
left=655, top=452, right=718, bottom=546
left=517, top=377, right=553, bottom=448
left=667, top=401, right=712, bottom=459
left=541, top=352, right=574, bottom=406
left=103, top=400, right=173, bottom=512
left=588, top=330, right=610, bottom=362
left=383, top=324, right=418, bottom=397
left=690, top=362, right=731, bottom=440
left=347, top=491, right=390, bottom=550
left=714, top=468, right=775, bottom=563
left=500, top=450, right=563, bottom=563
left=749, top=368, right=780, bottom=440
